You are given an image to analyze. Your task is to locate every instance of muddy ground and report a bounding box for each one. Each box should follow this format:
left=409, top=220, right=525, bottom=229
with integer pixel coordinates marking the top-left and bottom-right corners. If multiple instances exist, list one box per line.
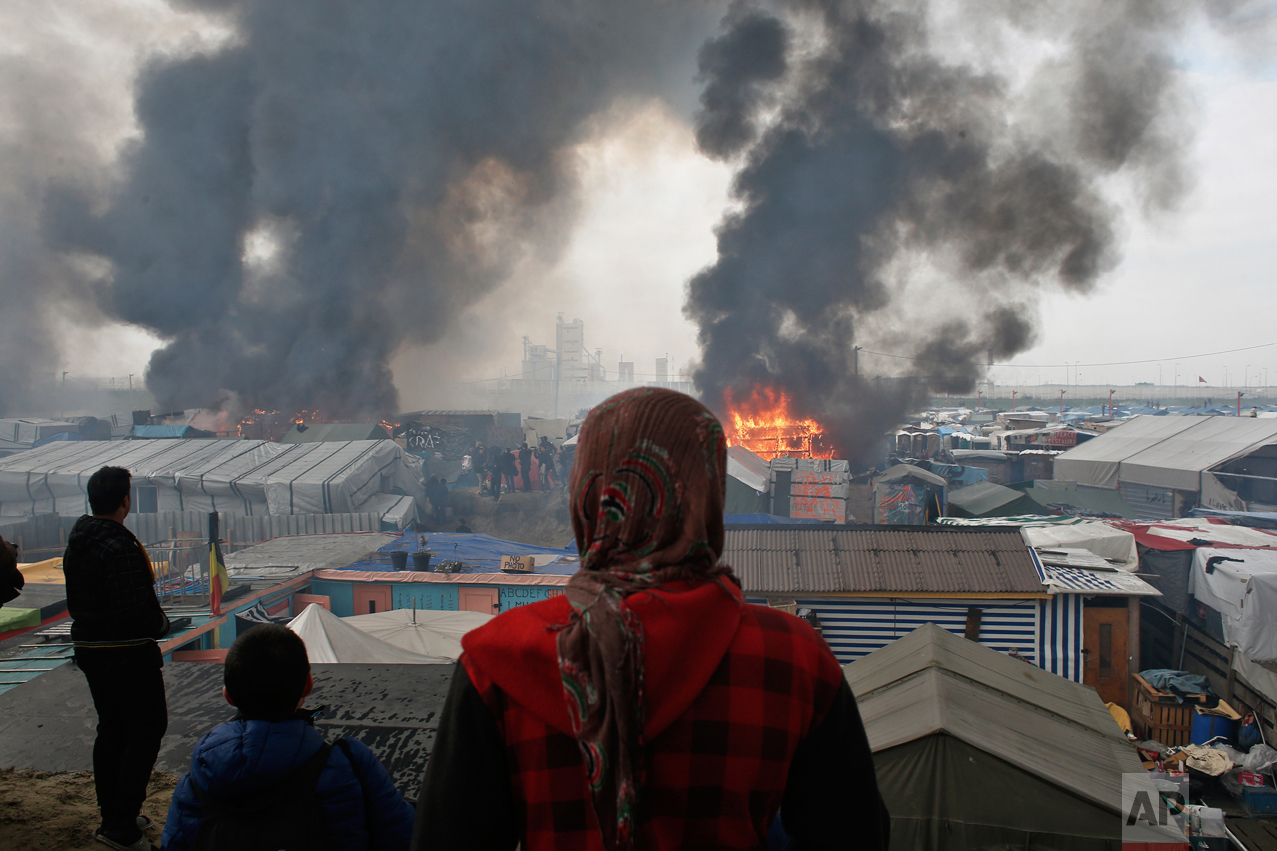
left=0, top=768, right=177, bottom=851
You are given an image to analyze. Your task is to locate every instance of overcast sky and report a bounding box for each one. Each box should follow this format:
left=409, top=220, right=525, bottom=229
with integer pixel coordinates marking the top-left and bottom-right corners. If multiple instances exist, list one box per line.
left=6, top=1, right=1276, bottom=411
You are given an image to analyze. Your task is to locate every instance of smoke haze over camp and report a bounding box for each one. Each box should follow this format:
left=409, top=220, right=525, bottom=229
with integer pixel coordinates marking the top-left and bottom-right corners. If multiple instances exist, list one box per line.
left=0, top=1, right=1274, bottom=449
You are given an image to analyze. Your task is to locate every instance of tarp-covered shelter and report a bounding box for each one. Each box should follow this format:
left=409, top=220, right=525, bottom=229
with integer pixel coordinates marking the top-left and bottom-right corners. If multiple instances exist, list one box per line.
left=845, top=624, right=1155, bottom=850
left=1189, top=546, right=1277, bottom=664
left=945, top=481, right=1037, bottom=518
left=341, top=608, right=491, bottom=660
left=0, top=439, right=425, bottom=518
left=874, top=465, right=946, bottom=524
left=288, top=603, right=451, bottom=664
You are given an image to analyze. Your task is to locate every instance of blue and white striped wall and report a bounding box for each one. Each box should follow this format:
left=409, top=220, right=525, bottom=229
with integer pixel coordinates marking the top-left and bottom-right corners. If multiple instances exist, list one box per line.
left=749, top=594, right=1084, bottom=682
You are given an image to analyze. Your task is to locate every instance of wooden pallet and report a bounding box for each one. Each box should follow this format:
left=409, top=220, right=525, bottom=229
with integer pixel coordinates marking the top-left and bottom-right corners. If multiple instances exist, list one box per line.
left=1132, top=673, right=1196, bottom=747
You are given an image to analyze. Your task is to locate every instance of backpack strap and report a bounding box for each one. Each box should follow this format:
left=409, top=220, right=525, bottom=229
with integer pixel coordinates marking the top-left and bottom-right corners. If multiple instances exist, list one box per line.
left=334, top=738, right=373, bottom=815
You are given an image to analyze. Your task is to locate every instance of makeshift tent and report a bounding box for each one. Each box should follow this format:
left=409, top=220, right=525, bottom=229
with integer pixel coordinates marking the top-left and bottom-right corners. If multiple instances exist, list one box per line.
left=342, top=608, right=491, bottom=660
left=0, top=438, right=425, bottom=517
left=0, top=418, right=80, bottom=455
left=845, top=624, right=1163, bottom=850
left=289, top=603, right=451, bottom=664
left=875, top=465, right=945, bottom=524
left=1054, top=414, right=1277, bottom=491
left=945, top=481, right=1037, bottom=518
left=1189, top=547, right=1277, bottom=664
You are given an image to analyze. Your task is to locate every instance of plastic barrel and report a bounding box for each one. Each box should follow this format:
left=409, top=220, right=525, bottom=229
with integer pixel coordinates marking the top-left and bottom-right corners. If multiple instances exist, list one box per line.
left=390, top=551, right=408, bottom=571
left=1191, top=708, right=1239, bottom=746
left=411, top=551, right=433, bottom=572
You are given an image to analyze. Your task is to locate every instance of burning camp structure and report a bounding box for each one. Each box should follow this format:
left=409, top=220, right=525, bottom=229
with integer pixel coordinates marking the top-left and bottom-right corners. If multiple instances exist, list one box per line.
left=726, top=445, right=854, bottom=522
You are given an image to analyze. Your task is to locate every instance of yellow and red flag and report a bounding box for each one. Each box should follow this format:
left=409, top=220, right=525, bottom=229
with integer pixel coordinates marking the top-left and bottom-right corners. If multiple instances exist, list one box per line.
left=209, top=512, right=230, bottom=615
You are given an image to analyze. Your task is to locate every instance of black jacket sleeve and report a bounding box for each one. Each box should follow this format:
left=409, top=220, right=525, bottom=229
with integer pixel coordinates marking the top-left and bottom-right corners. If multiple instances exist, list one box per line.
left=411, top=662, right=519, bottom=851
left=779, top=680, right=891, bottom=850
left=0, top=537, right=23, bottom=606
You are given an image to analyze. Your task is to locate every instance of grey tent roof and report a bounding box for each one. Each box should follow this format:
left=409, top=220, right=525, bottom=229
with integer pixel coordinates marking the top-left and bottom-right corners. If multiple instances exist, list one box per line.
left=945, top=481, right=1037, bottom=518
left=844, top=624, right=1139, bottom=816
left=1053, top=414, right=1277, bottom=490
left=876, top=464, right=947, bottom=488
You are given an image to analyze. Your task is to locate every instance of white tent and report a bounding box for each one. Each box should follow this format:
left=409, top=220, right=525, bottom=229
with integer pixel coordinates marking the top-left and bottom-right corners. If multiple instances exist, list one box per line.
left=1053, top=415, right=1277, bottom=491
left=0, top=438, right=425, bottom=517
left=288, top=603, right=451, bottom=665
left=342, top=608, right=492, bottom=660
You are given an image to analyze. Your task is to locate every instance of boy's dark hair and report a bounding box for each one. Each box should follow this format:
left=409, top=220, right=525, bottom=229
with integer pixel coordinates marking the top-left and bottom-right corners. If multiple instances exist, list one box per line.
left=224, top=624, right=311, bottom=721
left=87, top=466, right=131, bottom=515
left=0, top=535, right=16, bottom=574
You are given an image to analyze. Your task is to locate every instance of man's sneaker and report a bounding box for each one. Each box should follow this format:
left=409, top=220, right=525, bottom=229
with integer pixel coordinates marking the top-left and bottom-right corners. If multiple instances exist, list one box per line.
left=135, top=815, right=154, bottom=831
left=94, top=828, right=157, bottom=851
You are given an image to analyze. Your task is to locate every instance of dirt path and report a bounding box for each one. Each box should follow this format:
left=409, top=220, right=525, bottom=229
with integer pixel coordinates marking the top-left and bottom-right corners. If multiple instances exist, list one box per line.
left=0, top=768, right=177, bottom=851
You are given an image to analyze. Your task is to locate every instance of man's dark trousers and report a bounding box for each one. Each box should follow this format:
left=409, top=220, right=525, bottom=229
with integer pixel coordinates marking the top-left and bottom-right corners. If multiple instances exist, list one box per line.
left=76, top=642, right=167, bottom=839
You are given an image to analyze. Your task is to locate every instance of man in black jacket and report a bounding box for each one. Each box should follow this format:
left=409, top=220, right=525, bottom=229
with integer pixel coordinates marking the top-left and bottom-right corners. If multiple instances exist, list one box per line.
left=64, top=466, right=171, bottom=851
left=518, top=443, right=533, bottom=492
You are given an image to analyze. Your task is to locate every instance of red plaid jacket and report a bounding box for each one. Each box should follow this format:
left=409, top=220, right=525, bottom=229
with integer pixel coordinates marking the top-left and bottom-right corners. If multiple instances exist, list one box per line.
left=460, top=580, right=844, bottom=851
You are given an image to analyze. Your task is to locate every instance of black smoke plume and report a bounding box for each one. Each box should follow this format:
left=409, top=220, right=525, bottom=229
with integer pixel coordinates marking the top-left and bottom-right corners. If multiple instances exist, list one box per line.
left=31, top=0, right=717, bottom=418
left=686, top=0, right=1221, bottom=460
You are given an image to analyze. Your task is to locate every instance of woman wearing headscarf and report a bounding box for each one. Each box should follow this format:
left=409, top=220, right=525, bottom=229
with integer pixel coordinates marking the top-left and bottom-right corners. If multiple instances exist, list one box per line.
left=412, top=388, right=888, bottom=850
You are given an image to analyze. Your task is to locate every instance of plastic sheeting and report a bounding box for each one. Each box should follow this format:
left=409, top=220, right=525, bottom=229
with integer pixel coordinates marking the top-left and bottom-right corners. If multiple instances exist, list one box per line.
left=0, top=439, right=425, bottom=517
left=1115, top=518, right=1277, bottom=551
left=1189, top=547, right=1277, bottom=664
left=726, top=445, right=770, bottom=493
left=341, top=608, right=491, bottom=660
left=288, top=603, right=451, bottom=664
left=1021, top=522, right=1139, bottom=572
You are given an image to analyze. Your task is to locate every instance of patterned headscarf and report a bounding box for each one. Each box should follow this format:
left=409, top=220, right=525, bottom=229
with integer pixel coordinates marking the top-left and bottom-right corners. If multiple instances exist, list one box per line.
left=557, top=387, right=734, bottom=850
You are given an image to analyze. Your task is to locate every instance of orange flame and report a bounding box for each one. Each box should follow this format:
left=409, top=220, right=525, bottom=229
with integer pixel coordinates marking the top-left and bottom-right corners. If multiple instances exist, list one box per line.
left=723, top=386, right=834, bottom=461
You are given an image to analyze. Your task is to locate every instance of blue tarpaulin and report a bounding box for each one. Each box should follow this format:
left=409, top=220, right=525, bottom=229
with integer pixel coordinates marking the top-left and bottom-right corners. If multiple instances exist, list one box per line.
left=341, top=532, right=580, bottom=575
left=132, top=424, right=203, bottom=439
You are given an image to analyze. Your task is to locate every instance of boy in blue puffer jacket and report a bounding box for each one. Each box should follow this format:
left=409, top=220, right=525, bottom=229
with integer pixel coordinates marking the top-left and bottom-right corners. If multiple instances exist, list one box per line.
left=162, top=624, right=414, bottom=850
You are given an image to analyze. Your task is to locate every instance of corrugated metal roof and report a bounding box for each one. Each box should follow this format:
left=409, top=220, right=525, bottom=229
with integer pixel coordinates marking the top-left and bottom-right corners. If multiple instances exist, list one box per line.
left=723, top=524, right=1042, bottom=595
left=399, top=410, right=499, bottom=418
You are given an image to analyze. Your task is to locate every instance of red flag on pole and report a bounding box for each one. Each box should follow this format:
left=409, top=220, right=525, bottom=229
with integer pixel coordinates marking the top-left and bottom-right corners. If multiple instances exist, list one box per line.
left=1199, top=376, right=1207, bottom=383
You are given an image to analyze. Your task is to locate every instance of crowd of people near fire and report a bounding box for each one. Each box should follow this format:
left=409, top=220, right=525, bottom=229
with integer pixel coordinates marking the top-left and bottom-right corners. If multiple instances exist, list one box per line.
left=454, top=435, right=569, bottom=501
left=25, top=388, right=885, bottom=851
